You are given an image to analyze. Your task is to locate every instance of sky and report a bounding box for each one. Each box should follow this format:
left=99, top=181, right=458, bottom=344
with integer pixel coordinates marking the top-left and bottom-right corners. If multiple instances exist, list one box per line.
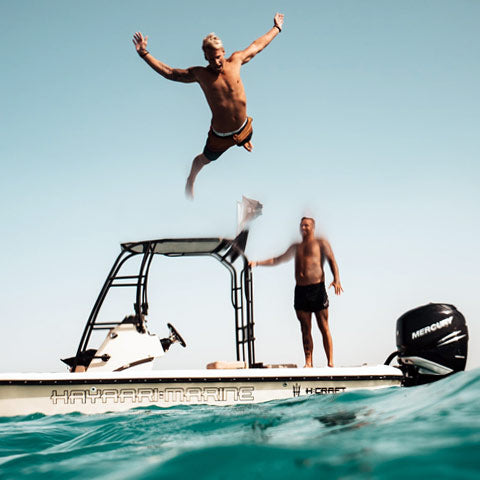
left=1, top=0, right=479, bottom=373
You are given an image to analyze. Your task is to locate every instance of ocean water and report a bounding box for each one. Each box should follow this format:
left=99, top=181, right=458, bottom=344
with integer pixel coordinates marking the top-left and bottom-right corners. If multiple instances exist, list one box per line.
left=0, top=369, right=479, bottom=480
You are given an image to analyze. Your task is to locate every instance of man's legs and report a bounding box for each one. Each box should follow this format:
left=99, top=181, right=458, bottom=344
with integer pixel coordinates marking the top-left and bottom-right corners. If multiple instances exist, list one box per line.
left=314, top=309, right=334, bottom=367
left=185, top=153, right=211, bottom=199
left=295, top=310, right=314, bottom=368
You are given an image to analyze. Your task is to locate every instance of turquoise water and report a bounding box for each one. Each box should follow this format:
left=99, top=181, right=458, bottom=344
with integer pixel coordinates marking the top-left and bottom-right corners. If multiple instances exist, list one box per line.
left=1, top=369, right=479, bottom=479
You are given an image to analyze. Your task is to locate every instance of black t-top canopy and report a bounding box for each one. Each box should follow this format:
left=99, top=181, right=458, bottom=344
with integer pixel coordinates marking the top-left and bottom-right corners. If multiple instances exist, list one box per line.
left=121, top=238, right=231, bottom=255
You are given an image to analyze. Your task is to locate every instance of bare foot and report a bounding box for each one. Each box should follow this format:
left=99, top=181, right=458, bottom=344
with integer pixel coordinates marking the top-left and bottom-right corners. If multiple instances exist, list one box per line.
left=303, top=364, right=313, bottom=368
left=328, top=363, right=334, bottom=368
left=185, top=177, right=194, bottom=200
left=243, top=141, right=253, bottom=152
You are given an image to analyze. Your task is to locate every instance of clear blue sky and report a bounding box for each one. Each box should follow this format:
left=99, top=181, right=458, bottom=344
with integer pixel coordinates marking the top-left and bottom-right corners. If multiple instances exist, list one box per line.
left=1, top=0, right=479, bottom=372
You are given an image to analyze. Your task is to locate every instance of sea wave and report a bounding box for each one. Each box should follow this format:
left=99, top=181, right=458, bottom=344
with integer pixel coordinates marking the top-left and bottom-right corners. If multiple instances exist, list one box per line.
left=0, top=368, right=479, bottom=479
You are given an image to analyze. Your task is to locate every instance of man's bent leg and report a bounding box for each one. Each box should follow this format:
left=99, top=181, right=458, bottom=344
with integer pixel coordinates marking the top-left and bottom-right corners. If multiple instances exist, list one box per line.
left=296, top=310, right=314, bottom=368
left=185, top=153, right=211, bottom=199
left=315, top=309, right=333, bottom=367
left=242, top=141, right=253, bottom=152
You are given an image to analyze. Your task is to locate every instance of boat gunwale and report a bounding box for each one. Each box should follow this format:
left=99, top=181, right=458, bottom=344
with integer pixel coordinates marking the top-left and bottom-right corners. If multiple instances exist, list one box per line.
left=0, top=365, right=404, bottom=386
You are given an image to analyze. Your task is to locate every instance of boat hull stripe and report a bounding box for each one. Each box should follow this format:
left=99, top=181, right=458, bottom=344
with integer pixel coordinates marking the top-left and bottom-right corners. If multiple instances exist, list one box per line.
left=0, top=375, right=403, bottom=386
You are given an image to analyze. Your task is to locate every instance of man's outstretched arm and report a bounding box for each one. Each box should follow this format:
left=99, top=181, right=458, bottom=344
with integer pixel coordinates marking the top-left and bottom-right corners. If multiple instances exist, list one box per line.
left=249, top=243, right=295, bottom=268
left=235, top=13, right=284, bottom=65
left=132, top=32, right=197, bottom=83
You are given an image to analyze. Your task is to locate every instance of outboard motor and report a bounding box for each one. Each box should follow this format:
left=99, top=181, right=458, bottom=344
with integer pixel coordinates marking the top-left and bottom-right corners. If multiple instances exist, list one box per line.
left=388, top=303, right=468, bottom=386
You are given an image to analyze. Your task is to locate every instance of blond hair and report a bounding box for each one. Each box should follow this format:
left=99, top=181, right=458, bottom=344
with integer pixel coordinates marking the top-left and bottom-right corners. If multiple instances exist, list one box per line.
left=202, top=33, right=223, bottom=51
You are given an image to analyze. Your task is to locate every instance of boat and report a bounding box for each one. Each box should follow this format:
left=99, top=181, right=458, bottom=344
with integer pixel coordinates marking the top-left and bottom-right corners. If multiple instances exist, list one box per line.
left=0, top=236, right=469, bottom=416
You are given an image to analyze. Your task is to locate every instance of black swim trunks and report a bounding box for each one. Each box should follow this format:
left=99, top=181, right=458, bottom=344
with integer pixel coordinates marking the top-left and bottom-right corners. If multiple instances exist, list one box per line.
left=203, top=117, right=253, bottom=161
left=294, top=282, right=329, bottom=312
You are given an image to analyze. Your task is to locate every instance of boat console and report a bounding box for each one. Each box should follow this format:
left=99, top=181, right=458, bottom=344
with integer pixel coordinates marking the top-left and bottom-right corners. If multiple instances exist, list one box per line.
left=62, top=236, right=256, bottom=373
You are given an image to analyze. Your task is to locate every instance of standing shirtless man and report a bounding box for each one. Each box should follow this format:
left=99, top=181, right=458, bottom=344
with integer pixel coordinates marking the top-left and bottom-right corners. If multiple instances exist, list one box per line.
left=250, top=217, right=343, bottom=368
left=132, top=13, right=284, bottom=198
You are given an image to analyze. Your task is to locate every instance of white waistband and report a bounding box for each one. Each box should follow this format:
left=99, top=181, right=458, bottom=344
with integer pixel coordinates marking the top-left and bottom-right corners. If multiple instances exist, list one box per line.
left=212, top=118, right=248, bottom=137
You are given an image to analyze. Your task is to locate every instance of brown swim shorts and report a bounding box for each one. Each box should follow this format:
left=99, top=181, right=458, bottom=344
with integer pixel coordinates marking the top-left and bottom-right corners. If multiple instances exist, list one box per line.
left=203, top=117, right=253, bottom=161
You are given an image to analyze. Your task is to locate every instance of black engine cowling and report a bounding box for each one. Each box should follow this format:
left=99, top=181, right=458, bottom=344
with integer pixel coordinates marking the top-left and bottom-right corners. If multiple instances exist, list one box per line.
left=393, top=303, right=468, bottom=386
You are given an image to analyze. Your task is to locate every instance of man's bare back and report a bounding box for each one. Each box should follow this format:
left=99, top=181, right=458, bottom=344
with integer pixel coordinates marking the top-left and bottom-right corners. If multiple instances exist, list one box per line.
left=132, top=13, right=284, bottom=198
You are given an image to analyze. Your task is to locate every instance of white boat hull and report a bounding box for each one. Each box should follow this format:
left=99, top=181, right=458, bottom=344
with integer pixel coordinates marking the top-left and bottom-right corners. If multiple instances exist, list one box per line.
left=0, top=365, right=403, bottom=417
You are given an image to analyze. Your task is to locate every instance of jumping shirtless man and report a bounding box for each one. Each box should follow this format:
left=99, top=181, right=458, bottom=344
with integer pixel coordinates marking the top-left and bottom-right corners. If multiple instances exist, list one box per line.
left=132, top=13, right=284, bottom=198
left=250, top=217, right=343, bottom=368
